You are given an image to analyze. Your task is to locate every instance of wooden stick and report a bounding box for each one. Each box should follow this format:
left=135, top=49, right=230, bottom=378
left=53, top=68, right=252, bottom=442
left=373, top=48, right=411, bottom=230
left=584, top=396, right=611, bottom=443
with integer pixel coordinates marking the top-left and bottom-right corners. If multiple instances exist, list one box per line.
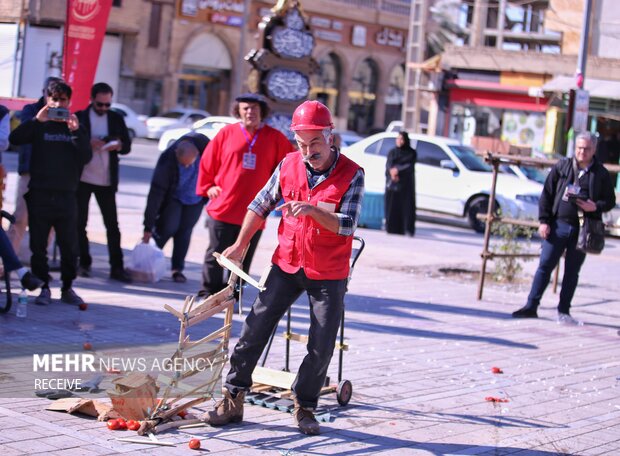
left=116, top=437, right=175, bottom=446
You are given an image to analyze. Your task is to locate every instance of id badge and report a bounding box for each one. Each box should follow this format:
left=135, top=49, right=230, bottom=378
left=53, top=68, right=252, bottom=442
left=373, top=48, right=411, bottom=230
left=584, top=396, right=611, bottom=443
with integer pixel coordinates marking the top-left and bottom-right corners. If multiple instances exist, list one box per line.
left=242, top=152, right=256, bottom=170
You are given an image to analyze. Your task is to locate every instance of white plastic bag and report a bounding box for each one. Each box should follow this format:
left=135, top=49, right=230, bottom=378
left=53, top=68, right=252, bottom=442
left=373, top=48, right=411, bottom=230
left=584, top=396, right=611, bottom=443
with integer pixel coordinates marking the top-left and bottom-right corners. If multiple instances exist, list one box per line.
left=128, top=240, right=166, bottom=283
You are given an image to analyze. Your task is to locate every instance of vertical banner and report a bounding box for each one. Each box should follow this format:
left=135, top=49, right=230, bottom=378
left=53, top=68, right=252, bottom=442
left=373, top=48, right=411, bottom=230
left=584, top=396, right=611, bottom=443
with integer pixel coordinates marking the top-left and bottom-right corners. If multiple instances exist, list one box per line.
left=62, top=0, right=113, bottom=111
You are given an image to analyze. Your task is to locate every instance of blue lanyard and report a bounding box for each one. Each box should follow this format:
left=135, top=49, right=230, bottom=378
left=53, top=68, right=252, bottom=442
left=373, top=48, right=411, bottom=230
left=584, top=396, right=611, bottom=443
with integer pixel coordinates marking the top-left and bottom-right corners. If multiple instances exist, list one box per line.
left=240, top=124, right=260, bottom=154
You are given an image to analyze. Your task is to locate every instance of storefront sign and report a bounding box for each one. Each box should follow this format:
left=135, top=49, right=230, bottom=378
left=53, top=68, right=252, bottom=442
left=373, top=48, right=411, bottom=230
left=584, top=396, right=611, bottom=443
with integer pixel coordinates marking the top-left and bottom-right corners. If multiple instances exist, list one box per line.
left=179, top=0, right=244, bottom=25
left=63, top=0, right=113, bottom=111
left=572, top=89, right=589, bottom=133
left=376, top=27, right=404, bottom=48
left=315, top=30, right=342, bottom=43
left=352, top=25, right=366, bottom=47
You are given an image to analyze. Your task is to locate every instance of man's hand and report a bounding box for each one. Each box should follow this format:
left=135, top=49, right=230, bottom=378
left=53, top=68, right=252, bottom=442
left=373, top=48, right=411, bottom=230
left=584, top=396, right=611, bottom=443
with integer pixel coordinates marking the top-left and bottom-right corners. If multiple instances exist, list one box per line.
left=221, top=243, right=245, bottom=264
left=207, top=185, right=222, bottom=199
left=277, top=201, right=315, bottom=218
left=91, top=138, right=106, bottom=151
left=35, top=105, right=50, bottom=123
left=576, top=198, right=597, bottom=213
left=538, top=223, right=551, bottom=240
left=142, top=231, right=152, bottom=243
left=67, top=114, right=79, bottom=132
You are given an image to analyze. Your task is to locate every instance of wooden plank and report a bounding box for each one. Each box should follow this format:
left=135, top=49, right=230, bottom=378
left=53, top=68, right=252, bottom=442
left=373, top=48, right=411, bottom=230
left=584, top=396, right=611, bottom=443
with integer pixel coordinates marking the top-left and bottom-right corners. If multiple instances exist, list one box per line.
left=163, top=304, right=183, bottom=320
left=116, top=437, right=175, bottom=447
left=252, top=366, right=296, bottom=390
left=183, top=325, right=231, bottom=350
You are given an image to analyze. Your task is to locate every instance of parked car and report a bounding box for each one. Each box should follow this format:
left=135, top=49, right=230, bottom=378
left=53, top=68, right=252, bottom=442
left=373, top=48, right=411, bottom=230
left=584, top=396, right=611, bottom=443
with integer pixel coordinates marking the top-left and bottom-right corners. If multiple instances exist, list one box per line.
left=603, top=194, right=620, bottom=236
left=500, top=163, right=549, bottom=185
left=157, top=115, right=237, bottom=151
left=145, top=109, right=211, bottom=140
left=334, top=130, right=364, bottom=148
left=343, top=132, right=544, bottom=232
left=111, top=103, right=148, bottom=139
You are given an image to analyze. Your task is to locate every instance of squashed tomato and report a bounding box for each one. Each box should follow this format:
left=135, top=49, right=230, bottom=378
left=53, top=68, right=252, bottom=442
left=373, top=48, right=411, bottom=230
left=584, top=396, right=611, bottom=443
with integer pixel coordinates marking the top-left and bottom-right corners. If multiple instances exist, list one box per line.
left=126, top=420, right=140, bottom=431
left=107, top=419, right=120, bottom=430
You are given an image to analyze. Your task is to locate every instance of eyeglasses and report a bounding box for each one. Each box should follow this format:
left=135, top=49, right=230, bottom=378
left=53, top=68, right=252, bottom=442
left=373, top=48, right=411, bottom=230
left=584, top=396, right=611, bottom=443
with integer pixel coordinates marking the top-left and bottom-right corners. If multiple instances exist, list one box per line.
left=95, top=102, right=111, bottom=108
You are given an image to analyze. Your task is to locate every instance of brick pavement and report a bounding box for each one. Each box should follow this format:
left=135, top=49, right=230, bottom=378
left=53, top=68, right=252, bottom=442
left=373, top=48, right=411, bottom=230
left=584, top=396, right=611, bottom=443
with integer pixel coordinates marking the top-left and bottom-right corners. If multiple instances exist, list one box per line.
left=0, top=141, right=619, bottom=455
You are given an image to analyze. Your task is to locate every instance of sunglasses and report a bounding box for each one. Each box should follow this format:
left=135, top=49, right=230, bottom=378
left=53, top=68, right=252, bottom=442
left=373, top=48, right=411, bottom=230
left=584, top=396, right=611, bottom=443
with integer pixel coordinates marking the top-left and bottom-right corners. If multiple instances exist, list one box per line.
left=95, top=102, right=111, bottom=108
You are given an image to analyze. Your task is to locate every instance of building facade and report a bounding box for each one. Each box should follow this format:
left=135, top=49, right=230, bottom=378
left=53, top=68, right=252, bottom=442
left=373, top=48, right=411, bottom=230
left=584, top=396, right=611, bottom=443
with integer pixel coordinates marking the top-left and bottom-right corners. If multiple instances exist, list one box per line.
left=0, top=0, right=409, bottom=134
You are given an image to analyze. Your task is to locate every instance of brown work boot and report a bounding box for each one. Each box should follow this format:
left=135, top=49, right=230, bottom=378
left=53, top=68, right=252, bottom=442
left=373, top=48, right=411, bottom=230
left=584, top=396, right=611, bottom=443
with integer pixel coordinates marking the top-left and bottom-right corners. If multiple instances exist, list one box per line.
left=202, top=390, right=245, bottom=426
left=293, top=399, right=320, bottom=435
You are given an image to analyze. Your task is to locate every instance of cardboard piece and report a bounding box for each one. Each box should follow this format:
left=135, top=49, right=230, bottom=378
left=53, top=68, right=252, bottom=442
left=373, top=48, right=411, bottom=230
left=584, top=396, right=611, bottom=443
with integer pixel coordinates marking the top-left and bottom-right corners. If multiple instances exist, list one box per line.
left=107, top=373, right=159, bottom=420
left=46, top=397, right=121, bottom=421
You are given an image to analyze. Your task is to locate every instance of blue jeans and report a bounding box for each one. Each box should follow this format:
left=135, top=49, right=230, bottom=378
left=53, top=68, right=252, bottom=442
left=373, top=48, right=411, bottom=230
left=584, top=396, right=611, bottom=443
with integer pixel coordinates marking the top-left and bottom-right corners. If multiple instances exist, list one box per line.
left=153, top=199, right=204, bottom=272
left=526, top=220, right=586, bottom=314
left=0, top=228, right=22, bottom=273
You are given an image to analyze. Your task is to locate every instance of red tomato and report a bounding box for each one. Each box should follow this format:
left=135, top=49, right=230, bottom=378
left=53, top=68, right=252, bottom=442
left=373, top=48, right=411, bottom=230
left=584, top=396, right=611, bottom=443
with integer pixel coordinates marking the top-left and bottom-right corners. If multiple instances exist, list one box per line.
left=491, top=367, right=503, bottom=374
left=177, top=410, right=188, bottom=418
left=116, top=418, right=127, bottom=430
left=126, top=420, right=140, bottom=431
left=107, top=419, right=120, bottom=430
left=189, top=438, right=201, bottom=450
left=79, top=303, right=88, bottom=311
left=83, top=342, right=92, bottom=351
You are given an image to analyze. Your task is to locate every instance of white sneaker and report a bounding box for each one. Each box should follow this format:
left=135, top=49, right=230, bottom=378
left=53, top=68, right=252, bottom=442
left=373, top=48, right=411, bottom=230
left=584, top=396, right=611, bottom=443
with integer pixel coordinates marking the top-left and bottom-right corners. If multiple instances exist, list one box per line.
left=557, top=312, right=583, bottom=326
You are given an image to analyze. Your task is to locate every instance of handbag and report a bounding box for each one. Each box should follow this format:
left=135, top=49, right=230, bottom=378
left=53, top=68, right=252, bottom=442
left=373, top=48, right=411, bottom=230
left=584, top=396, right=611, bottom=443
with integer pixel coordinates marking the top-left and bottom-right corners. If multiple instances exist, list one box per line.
left=577, top=216, right=605, bottom=254
left=571, top=159, right=605, bottom=254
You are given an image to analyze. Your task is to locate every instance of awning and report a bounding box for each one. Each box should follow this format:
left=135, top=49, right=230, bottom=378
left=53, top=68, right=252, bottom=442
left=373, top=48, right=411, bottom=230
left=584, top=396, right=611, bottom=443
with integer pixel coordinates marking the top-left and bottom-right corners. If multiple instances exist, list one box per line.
left=542, top=76, right=620, bottom=100
left=447, top=80, right=548, bottom=112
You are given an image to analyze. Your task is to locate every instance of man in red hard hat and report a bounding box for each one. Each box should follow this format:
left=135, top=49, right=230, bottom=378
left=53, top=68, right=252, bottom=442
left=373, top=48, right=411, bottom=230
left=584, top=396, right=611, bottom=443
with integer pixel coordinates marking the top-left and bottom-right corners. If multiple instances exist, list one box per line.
left=202, top=100, right=365, bottom=435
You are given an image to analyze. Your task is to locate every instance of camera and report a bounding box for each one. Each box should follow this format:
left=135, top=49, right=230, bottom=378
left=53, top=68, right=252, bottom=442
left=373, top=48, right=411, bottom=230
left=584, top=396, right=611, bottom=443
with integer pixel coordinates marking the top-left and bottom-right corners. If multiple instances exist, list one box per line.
left=48, top=107, right=70, bottom=121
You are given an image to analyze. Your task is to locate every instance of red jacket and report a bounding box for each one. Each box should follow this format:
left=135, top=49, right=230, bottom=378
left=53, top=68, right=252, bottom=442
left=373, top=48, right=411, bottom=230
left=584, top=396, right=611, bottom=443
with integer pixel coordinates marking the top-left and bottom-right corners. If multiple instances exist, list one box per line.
left=272, top=152, right=360, bottom=280
left=196, top=123, right=293, bottom=226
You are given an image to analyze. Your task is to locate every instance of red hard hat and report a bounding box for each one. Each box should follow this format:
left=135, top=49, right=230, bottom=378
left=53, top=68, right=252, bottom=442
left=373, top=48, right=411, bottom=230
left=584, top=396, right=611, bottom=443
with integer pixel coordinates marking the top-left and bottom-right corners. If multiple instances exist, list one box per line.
left=290, top=100, right=334, bottom=131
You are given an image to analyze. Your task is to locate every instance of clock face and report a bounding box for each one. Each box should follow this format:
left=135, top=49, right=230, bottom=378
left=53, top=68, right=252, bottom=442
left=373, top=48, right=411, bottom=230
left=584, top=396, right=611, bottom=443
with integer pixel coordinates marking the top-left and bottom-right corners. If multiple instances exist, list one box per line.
left=270, top=26, right=314, bottom=59
left=264, top=69, right=310, bottom=102
left=267, top=113, right=295, bottom=141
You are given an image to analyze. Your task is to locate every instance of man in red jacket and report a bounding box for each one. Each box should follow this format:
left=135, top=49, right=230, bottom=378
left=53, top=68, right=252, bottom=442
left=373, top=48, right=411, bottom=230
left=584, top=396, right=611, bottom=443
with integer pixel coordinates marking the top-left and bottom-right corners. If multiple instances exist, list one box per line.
left=196, top=93, right=293, bottom=297
left=201, top=101, right=365, bottom=435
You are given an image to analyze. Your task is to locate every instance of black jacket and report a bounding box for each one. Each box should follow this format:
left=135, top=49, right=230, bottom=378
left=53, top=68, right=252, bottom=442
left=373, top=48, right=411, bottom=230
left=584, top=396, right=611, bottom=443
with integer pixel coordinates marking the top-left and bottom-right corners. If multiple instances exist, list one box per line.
left=9, top=119, right=92, bottom=192
left=143, top=132, right=210, bottom=231
left=75, top=105, right=131, bottom=192
left=539, top=157, right=616, bottom=224
left=17, top=97, right=46, bottom=175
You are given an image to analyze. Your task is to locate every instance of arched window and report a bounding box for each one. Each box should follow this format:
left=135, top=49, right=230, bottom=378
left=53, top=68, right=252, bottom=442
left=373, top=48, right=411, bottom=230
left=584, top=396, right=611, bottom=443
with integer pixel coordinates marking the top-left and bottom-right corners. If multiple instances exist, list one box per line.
left=310, top=53, right=341, bottom=116
left=348, top=58, right=378, bottom=133
left=385, top=63, right=405, bottom=126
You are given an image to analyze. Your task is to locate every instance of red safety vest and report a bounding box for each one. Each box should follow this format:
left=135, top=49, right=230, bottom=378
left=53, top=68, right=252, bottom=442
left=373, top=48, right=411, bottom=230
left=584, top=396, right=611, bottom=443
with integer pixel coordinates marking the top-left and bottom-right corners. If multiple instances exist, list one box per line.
left=272, top=152, right=361, bottom=280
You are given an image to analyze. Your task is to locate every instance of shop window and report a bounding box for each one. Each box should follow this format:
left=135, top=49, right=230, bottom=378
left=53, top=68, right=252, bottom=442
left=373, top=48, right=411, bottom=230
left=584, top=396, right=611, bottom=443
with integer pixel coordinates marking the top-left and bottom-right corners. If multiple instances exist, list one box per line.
left=417, top=141, right=450, bottom=167
left=348, top=58, right=379, bottom=133
left=385, top=63, right=405, bottom=126
left=311, top=53, right=341, bottom=116
left=148, top=3, right=162, bottom=48
left=134, top=79, right=148, bottom=100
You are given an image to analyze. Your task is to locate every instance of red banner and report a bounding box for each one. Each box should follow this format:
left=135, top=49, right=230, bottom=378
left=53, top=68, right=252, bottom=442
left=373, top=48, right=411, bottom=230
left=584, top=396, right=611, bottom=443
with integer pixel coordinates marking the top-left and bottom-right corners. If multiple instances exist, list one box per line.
left=62, top=0, right=113, bottom=111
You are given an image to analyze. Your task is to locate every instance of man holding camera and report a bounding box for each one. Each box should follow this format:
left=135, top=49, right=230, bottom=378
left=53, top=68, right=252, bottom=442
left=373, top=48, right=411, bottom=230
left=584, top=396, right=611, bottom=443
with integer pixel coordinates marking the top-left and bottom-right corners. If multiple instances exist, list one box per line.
left=512, top=132, right=616, bottom=324
left=9, top=80, right=92, bottom=306
left=75, top=82, right=132, bottom=283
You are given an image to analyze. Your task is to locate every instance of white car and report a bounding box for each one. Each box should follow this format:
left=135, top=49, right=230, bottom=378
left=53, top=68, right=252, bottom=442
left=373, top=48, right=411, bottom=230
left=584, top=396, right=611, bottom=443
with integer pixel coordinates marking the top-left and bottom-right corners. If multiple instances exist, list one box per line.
left=603, top=194, right=620, bottom=236
left=157, top=116, right=237, bottom=151
left=343, top=132, right=544, bottom=232
left=111, top=103, right=147, bottom=139
left=146, top=109, right=211, bottom=140
left=334, top=130, right=364, bottom=148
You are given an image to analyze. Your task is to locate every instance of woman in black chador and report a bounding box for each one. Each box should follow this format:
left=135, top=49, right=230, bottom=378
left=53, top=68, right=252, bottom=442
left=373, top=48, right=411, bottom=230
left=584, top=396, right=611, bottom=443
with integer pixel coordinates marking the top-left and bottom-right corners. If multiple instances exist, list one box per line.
left=384, top=131, right=416, bottom=236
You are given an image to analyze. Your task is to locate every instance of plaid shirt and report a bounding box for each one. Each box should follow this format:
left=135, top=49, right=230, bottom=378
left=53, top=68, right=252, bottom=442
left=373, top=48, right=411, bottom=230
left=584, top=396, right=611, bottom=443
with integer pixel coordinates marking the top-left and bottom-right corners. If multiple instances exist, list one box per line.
left=248, top=149, right=365, bottom=236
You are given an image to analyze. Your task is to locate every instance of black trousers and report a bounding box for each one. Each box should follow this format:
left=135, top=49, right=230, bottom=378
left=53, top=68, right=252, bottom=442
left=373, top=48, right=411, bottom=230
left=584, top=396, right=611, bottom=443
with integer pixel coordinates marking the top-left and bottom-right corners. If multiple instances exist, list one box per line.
left=225, top=264, right=347, bottom=409
left=201, top=216, right=262, bottom=295
left=77, top=182, right=124, bottom=271
left=26, top=189, right=78, bottom=288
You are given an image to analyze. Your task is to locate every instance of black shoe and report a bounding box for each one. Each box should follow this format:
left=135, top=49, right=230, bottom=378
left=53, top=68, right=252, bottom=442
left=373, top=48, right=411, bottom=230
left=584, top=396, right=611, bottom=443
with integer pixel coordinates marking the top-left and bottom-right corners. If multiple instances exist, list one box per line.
left=35, top=287, right=52, bottom=306
left=110, top=268, right=132, bottom=283
left=77, top=266, right=91, bottom=278
left=172, top=271, right=187, bottom=283
left=60, top=288, right=85, bottom=306
left=512, top=307, right=538, bottom=318
left=20, top=271, right=44, bottom=291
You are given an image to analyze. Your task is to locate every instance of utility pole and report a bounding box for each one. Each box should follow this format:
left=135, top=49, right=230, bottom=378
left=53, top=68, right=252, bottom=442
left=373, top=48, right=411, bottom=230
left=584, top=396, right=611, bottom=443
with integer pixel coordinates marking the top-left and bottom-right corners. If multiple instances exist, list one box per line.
left=567, top=0, right=593, bottom=157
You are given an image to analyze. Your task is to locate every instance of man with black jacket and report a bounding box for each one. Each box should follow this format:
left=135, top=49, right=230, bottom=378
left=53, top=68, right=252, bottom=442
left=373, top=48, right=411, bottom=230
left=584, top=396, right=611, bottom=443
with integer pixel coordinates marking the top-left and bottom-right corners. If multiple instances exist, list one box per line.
left=512, top=132, right=616, bottom=324
left=9, top=80, right=92, bottom=306
left=142, top=133, right=209, bottom=283
left=7, top=76, right=63, bottom=254
left=75, top=82, right=132, bottom=283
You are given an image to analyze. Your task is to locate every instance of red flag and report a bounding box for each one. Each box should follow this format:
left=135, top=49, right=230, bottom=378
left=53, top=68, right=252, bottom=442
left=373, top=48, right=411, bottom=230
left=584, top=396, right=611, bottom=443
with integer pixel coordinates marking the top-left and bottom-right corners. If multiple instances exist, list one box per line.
left=62, top=0, right=113, bottom=111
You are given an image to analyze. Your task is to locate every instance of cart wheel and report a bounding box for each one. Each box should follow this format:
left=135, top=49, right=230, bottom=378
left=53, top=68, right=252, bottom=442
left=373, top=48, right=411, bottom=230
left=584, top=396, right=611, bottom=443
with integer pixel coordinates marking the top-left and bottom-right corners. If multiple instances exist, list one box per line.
left=336, top=380, right=352, bottom=406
